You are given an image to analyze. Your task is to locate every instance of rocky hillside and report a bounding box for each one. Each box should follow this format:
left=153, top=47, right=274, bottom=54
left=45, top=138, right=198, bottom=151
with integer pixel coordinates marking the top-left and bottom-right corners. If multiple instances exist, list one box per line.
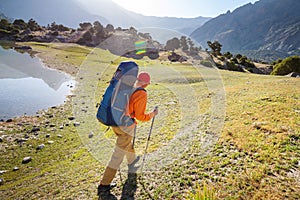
left=0, top=0, right=210, bottom=42
left=191, top=0, right=300, bottom=55
left=0, top=0, right=107, bottom=28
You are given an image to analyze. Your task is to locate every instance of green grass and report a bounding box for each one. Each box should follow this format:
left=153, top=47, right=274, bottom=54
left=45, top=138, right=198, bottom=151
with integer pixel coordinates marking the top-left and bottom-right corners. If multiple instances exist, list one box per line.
left=0, top=42, right=299, bottom=199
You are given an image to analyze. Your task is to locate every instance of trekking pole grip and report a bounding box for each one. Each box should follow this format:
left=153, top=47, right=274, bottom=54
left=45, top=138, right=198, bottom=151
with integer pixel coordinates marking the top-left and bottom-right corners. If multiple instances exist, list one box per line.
left=153, top=106, right=158, bottom=116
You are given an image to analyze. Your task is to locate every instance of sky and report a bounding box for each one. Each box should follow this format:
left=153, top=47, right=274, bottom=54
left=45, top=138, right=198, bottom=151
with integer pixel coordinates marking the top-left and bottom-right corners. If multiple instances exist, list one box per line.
left=111, top=0, right=259, bottom=18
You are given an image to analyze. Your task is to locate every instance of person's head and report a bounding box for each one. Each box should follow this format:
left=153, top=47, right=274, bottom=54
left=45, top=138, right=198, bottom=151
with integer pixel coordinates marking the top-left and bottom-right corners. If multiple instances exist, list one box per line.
left=136, top=71, right=150, bottom=88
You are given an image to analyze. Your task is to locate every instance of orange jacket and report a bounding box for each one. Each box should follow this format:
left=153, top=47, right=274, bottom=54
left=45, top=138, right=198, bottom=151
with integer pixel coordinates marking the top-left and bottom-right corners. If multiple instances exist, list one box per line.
left=128, top=89, right=153, bottom=122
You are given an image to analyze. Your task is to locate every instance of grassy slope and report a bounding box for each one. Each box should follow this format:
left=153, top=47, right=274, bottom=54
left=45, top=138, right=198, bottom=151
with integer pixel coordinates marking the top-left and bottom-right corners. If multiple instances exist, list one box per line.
left=0, top=42, right=299, bottom=199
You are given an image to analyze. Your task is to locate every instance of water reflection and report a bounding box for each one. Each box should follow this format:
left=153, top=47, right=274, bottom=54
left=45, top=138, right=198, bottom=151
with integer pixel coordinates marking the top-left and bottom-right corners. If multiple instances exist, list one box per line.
left=0, top=46, right=74, bottom=120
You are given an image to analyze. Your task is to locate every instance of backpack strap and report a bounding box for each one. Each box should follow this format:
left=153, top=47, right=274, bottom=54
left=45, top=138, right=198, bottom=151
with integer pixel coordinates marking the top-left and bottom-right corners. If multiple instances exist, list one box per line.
left=133, top=87, right=146, bottom=93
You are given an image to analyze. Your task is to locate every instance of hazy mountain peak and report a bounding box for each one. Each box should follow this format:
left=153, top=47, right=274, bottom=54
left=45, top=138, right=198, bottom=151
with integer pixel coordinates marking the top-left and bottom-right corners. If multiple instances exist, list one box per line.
left=191, top=0, right=300, bottom=56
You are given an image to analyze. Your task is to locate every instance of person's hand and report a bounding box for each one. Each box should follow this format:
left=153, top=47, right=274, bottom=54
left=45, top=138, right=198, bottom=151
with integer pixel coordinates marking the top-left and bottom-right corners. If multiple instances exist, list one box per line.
left=153, top=107, right=158, bottom=116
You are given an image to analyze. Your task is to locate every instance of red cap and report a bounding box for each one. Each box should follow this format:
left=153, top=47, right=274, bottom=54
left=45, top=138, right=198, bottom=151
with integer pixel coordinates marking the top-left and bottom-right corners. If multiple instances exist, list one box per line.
left=137, top=72, right=151, bottom=84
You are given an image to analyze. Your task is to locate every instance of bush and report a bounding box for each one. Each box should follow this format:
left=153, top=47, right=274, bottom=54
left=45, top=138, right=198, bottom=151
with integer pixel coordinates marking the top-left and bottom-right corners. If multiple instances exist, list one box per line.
left=271, top=56, right=300, bottom=75
left=200, top=59, right=214, bottom=68
left=226, top=61, right=243, bottom=72
left=188, top=183, right=216, bottom=200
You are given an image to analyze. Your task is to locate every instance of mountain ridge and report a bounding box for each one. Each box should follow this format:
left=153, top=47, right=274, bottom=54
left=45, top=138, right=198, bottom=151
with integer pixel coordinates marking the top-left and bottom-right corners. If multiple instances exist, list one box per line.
left=0, top=0, right=210, bottom=42
left=190, top=0, right=300, bottom=55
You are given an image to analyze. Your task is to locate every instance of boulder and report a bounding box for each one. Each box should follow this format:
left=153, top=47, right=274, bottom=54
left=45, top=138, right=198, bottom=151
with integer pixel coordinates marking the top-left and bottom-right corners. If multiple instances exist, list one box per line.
left=68, top=116, right=76, bottom=120
left=22, top=157, right=32, bottom=164
left=286, top=72, right=300, bottom=77
left=14, top=46, right=32, bottom=50
left=13, top=166, right=19, bottom=171
left=36, top=144, right=45, bottom=150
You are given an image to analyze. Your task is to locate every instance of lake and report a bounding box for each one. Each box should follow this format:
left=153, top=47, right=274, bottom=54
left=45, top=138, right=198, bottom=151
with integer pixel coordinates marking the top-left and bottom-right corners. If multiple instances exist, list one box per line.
left=0, top=46, right=74, bottom=121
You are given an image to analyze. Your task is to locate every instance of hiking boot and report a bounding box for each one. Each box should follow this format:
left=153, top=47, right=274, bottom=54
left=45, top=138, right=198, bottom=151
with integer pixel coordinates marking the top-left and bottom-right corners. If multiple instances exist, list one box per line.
left=98, top=192, right=117, bottom=200
left=97, top=183, right=117, bottom=196
left=128, top=156, right=140, bottom=173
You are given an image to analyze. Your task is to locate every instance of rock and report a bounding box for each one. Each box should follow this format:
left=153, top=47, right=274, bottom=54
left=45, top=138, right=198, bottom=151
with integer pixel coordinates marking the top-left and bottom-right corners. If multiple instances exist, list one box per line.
left=49, top=124, right=56, bottom=128
left=57, top=134, right=63, bottom=138
left=13, top=166, right=19, bottom=171
left=74, top=122, right=80, bottom=127
left=22, top=157, right=32, bottom=164
left=14, top=46, right=32, bottom=50
left=36, top=144, right=45, bottom=150
left=252, top=122, right=268, bottom=129
left=167, top=101, right=176, bottom=105
left=88, top=132, right=94, bottom=138
left=0, top=137, right=3, bottom=142
left=20, top=29, right=31, bottom=35
left=6, top=119, right=13, bottom=122
left=286, top=72, right=300, bottom=77
left=48, top=140, right=54, bottom=144
left=59, top=126, right=64, bottom=129
left=46, top=134, right=50, bottom=138
left=31, top=127, right=40, bottom=133
left=68, top=116, right=75, bottom=120
left=16, top=138, right=28, bottom=143
left=0, top=178, right=4, bottom=185
left=0, top=170, right=7, bottom=175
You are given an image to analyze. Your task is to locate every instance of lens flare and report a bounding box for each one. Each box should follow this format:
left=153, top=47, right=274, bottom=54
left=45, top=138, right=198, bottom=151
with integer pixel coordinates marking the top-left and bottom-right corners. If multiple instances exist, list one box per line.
left=135, top=40, right=146, bottom=55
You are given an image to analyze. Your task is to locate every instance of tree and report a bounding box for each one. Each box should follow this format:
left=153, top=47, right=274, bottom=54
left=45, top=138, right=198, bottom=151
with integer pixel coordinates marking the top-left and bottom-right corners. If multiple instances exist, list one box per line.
left=0, top=18, right=11, bottom=30
left=57, top=24, right=69, bottom=31
left=105, top=24, right=114, bottom=32
left=79, top=22, right=92, bottom=30
left=13, top=19, right=27, bottom=30
left=138, top=32, right=152, bottom=40
left=129, top=27, right=137, bottom=35
left=235, top=54, right=243, bottom=60
left=271, top=56, right=300, bottom=75
left=93, top=21, right=103, bottom=33
left=166, top=37, right=180, bottom=51
left=180, top=36, right=188, bottom=51
left=207, top=41, right=222, bottom=56
left=224, top=51, right=233, bottom=59
left=50, top=22, right=69, bottom=31
left=27, top=18, right=40, bottom=31
left=187, top=38, right=194, bottom=50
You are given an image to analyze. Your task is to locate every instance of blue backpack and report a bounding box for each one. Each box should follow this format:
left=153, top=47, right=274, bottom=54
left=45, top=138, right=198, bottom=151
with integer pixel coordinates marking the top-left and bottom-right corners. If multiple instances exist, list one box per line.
left=96, top=61, right=139, bottom=126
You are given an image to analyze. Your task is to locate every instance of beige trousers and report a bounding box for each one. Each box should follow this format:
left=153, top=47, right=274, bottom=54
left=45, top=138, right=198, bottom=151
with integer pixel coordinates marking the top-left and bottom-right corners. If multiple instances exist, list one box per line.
left=100, top=126, right=136, bottom=185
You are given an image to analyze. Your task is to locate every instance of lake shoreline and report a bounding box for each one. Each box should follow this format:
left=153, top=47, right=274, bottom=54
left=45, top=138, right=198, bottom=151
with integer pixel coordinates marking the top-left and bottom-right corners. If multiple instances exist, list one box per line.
left=0, top=42, right=79, bottom=124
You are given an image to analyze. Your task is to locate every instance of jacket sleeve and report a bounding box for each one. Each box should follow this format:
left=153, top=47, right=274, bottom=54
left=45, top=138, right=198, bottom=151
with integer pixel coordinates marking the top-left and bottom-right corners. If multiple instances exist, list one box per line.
left=132, top=90, right=152, bottom=122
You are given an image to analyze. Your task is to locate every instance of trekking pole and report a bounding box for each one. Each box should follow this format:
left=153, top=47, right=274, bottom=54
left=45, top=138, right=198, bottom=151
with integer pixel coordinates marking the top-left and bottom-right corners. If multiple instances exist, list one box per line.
left=132, top=124, right=137, bottom=149
left=140, top=106, right=158, bottom=173
left=118, top=168, right=123, bottom=184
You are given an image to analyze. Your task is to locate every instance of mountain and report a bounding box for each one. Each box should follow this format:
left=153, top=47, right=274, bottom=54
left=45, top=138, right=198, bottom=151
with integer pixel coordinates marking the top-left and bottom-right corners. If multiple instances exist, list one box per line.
left=0, top=0, right=108, bottom=28
left=0, top=12, right=13, bottom=22
left=190, top=0, right=300, bottom=55
left=74, top=0, right=210, bottom=36
left=0, top=0, right=210, bottom=43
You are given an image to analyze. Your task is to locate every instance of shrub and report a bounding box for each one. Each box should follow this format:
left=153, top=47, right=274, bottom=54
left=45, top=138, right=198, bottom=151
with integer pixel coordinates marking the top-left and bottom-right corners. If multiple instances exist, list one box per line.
left=13, top=19, right=27, bottom=30
left=218, top=56, right=225, bottom=61
left=200, top=59, right=214, bottom=68
left=188, top=183, right=216, bottom=200
left=0, top=19, right=11, bottom=30
left=227, top=61, right=243, bottom=72
left=271, top=56, right=300, bottom=75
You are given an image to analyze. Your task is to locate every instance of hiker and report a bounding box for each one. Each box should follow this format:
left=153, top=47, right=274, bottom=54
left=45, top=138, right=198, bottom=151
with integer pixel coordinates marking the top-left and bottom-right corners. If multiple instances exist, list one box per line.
left=97, top=71, right=158, bottom=198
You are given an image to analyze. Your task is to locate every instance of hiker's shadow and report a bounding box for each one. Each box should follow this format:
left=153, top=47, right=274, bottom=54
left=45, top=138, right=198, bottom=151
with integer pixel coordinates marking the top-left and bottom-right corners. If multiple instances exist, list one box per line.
left=120, top=172, right=137, bottom=200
